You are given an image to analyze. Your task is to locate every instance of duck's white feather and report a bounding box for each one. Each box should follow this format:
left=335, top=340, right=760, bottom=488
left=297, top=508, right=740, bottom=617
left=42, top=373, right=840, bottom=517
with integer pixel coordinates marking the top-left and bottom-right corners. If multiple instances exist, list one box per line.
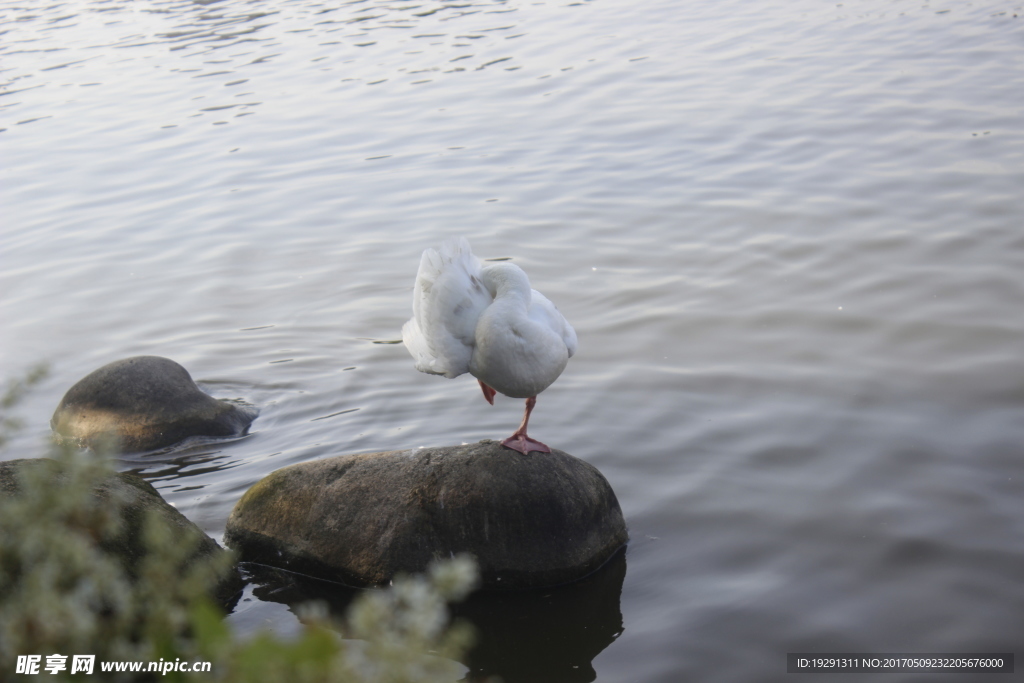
left=527, top=289, right=578, bottom=359
left=402, top=238, right=576, bottom=397
left=402, top=237, right=492, bottom=378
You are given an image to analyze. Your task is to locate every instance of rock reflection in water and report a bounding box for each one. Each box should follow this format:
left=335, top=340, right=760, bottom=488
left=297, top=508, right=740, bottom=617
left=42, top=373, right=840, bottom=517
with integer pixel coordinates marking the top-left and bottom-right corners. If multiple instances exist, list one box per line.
left=455, top=547, right=626, bottom=683
left=237, top=548, right=626, bottom=683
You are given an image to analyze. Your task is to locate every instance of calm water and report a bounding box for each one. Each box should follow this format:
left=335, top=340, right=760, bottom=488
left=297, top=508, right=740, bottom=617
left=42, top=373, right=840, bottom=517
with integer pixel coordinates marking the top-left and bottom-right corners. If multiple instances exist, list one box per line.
left=3, top=0, right=1024, bottom=680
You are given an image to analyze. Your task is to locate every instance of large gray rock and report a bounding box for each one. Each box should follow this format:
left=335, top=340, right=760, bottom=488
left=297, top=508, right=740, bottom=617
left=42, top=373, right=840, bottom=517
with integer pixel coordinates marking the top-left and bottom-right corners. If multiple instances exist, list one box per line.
left=0, top=458, right=242, bottom=603
left=224, top=441, right=628, bottom=589
left=51, top=356, right=257, bottom=453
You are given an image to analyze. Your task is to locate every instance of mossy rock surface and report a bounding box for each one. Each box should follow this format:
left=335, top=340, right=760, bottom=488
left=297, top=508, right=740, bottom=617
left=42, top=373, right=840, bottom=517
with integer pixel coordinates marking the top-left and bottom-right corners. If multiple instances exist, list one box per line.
left=0, top=457, right=242, bottom=603
left=224, top=441, right=628, bottom=589
left=51, top=356, right=257, bottom=453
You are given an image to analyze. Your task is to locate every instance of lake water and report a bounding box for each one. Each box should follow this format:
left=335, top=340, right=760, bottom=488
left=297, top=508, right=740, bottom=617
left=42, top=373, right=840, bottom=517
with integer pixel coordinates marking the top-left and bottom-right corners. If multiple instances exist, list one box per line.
left=3, top=0, right=1023, bottom=680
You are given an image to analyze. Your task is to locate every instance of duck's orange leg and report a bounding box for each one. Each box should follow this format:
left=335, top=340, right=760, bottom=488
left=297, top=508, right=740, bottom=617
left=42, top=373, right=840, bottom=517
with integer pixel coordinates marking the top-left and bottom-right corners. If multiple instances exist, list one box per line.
left=501, top=396, right=551, bottom=454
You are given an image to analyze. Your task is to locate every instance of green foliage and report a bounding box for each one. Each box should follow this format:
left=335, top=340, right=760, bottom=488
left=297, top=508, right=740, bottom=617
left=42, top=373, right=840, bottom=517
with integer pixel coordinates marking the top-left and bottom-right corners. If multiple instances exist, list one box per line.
left=0, top=363, right=48, bottom=448
left=0, top=372, right=477, bottom=682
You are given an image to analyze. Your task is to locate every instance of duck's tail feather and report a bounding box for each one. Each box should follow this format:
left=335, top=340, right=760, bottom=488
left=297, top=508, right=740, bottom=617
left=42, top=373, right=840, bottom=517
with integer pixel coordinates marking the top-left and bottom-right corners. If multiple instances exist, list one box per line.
left=403, top=237, right=492, bottom=378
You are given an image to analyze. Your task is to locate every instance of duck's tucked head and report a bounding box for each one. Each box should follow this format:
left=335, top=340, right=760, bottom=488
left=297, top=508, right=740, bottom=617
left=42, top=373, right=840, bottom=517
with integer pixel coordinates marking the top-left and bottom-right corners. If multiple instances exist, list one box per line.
left=480, top=262, right=532, bottom=300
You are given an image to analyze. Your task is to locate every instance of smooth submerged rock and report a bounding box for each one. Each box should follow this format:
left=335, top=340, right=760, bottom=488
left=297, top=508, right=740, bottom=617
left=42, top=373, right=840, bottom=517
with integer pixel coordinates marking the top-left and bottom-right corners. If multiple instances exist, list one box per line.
left=51, top=356, right=257, bottom=453
left=0, top=458, right=242, bottom=603
left=225, top=440, right=628, bottom=589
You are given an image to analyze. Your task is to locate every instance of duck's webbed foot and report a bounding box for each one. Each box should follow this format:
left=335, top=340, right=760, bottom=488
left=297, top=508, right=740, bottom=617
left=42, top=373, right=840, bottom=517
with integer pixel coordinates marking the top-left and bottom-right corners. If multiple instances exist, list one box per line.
left=501, top=432, right=551, bottom=455
left=499, top=395, right=550, bottom=454
left=478, top=379, right=496, bottom=405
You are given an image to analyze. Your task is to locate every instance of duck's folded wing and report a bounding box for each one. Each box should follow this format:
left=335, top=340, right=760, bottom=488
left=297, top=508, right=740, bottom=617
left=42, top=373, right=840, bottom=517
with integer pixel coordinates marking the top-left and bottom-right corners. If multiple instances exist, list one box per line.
left=528, top=289, right=578, bottom=358
left=402, top=237, right=493, bottom=378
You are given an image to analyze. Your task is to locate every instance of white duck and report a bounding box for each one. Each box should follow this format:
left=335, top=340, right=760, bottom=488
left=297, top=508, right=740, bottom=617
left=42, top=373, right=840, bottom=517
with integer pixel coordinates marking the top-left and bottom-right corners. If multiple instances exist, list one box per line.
left=402, top=237, right=577, bottom=454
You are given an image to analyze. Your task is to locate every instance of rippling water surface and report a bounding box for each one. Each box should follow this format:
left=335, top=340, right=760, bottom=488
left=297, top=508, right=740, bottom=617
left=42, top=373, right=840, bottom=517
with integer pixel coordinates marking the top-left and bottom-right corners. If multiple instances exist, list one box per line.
left=3, top=0, right=1023, bottom=680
